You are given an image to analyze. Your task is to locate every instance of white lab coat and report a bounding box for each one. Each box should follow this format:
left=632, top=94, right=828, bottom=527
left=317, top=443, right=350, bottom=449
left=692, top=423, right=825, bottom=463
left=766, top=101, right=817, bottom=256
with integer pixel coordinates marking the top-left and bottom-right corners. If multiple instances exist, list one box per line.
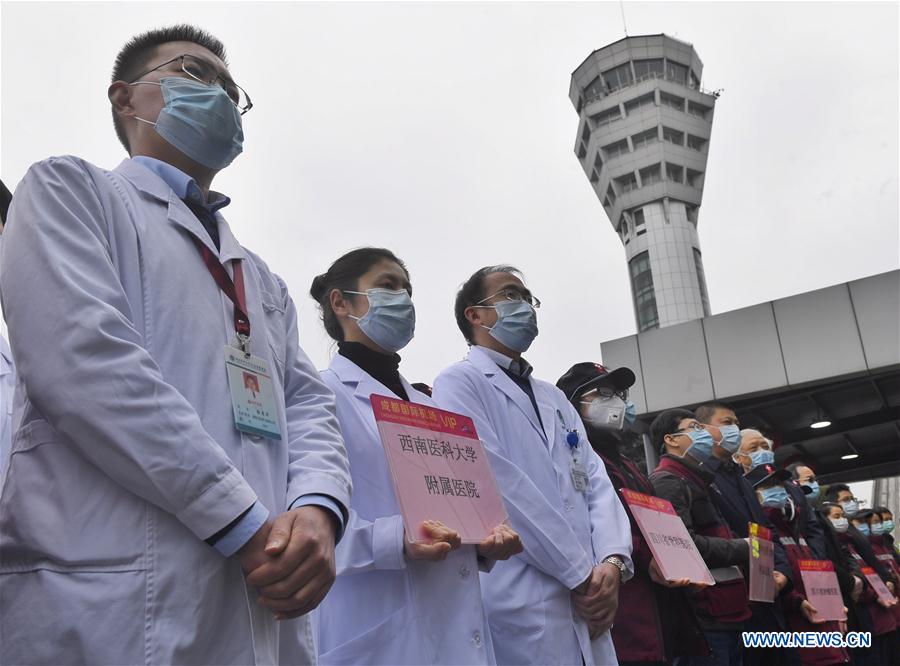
left=0, top=335, right=14, bottom=490
left=433, top=346, right=633, bottom=666
left=315, top=353, right=495, bottom=665
left=0, top=156, right=352, bottom=665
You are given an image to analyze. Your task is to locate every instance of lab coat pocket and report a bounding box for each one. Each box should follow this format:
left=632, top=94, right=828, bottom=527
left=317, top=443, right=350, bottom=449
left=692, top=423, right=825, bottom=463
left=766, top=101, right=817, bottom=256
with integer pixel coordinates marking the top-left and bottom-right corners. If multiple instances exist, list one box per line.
left=319, top=603, right=420, bottom=665
left=0, top=568, right=147, bottom=665
left=0, top=420, right=147, bottom=571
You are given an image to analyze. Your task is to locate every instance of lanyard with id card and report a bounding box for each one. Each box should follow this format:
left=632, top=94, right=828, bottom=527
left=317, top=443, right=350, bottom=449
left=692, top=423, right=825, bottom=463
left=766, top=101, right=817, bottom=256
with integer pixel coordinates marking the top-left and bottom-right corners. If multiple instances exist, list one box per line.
left=558, top=410, right=589, bottom=492
left=193, top=237, right=282, bottom=440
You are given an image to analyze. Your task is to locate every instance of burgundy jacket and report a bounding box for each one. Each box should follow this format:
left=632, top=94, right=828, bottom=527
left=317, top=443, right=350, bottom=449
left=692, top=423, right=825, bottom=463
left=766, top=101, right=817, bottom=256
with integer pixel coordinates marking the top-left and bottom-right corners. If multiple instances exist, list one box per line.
left=764, top=507, right=849, bottom=666
left=595, top=448, right=708, bottom=662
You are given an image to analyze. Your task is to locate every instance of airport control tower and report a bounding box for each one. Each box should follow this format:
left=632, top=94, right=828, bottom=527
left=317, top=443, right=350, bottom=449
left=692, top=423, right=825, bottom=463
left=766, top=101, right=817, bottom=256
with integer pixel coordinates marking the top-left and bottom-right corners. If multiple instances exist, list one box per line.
left=569, top=34, right=718, bottom=332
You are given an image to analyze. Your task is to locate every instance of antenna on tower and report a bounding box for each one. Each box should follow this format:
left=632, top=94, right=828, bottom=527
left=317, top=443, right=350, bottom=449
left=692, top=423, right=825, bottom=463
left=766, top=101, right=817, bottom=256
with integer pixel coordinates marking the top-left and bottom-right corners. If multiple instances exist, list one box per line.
left=619, top=0, right=629, bottom=36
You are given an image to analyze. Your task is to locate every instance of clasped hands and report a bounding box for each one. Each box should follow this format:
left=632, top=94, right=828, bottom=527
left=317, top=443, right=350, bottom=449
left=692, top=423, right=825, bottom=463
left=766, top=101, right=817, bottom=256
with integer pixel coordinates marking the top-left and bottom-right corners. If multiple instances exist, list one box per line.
left=404, top=520, right=523, bottom=562
left=238, top=505, right=338, bottom=621
left=572, top=561, right=621, bottom=640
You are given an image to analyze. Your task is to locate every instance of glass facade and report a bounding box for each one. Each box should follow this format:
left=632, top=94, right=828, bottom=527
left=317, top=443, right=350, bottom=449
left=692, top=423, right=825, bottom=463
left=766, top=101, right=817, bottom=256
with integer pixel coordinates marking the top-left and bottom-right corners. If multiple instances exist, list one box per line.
left=693, top=248, right=711, bottom=316
left=603, top=62, right=633, bottom=92
left=630, top=252, right=659, bottom=332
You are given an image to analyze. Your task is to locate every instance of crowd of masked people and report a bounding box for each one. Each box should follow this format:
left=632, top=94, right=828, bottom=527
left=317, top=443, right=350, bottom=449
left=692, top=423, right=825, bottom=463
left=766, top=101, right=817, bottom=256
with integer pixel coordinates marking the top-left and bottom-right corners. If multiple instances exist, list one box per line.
left=578, top=390, right=900, bottom=666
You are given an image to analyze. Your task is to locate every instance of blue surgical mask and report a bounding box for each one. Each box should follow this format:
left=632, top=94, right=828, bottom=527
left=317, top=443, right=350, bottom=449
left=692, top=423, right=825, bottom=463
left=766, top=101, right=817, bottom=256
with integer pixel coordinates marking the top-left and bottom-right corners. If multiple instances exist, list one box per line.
left=682, top=429, right=715, bottom=462
left=748, top=448, right=775, bottom=470
left=830, top=517, right=849, bottom=533
left=840, top=500, right=859, bottom=517
left=133, top=77, right=244, bottom=169
left=856, top=523, right=870, bottom=537
left=802, top=480, right=820, bottom=502
left=346, top=289, right=416, bottom=353
left=883, top=520, right=894, bottom=534
left=871, top=523, right=884, bottom=536
left=482, top=300, right=538, bottom=352
left=624, top=400, right=637, bottom=425
left=717, top=424, right=741, bottom=454
left=759, top=485, right=789, bottom=508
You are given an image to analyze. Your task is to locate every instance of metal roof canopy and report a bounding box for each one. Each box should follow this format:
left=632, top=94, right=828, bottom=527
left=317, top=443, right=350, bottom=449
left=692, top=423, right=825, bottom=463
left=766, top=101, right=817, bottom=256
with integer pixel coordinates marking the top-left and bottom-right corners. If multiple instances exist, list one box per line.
left=601, top=270, right=900, bottom=481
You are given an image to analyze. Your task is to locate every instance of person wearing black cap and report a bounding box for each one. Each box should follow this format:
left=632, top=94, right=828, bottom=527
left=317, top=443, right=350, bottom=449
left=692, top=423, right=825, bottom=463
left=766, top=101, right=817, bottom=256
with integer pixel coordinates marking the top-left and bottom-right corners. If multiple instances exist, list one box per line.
left=747, top=463, right=850, bottom=665
left=558, top=363, right=709, bottom=665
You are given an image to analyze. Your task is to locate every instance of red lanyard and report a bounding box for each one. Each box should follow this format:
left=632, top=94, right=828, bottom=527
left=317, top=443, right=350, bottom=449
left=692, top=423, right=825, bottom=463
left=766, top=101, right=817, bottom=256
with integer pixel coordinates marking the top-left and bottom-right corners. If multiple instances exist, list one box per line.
left=192, top=237, right=251, bottom=353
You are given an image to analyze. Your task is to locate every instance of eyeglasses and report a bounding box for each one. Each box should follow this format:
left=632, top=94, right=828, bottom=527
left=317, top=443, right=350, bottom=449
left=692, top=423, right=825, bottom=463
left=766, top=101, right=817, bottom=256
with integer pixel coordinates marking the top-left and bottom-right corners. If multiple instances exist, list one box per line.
left=477, top=288, right=541, bottom=309
left=129, top=54, right=253, bottom=115
left=580, top=386, right=628, bottom=402
left=669, top=422, right=706, bottom=438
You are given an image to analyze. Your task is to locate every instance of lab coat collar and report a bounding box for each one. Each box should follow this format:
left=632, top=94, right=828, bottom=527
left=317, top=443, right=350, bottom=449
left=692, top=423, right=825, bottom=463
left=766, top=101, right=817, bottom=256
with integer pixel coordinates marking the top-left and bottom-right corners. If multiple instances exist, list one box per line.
left=114, top=159, right=245, bottom=263
left=329, top=354, right=427, bottom=420
left=466, top=346, right=547, bottom=444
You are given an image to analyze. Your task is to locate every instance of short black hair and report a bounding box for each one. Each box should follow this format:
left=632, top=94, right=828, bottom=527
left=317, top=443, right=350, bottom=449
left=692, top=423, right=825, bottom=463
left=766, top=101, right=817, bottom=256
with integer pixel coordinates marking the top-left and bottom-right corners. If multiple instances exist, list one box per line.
left=310, top=247, right=409, bottom=342
left=819, top=502, right=842, bottom=519
left=111, top=25, right=228, bottom=152
left=873, top=506, right=891, bottom=516
left=454, top=265, right=523, bottom=344
left=786, top=462, right=814, bottom=479
left=695, top=401, right=737, bottom=424
left=650, top=408, right=696, bottom=453
left=824, top=483, right=851, bottom=502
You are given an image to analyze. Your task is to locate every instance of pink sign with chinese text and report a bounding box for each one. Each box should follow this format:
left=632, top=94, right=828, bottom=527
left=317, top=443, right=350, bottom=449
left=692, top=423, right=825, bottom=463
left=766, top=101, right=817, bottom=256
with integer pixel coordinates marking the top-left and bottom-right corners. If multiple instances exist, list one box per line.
left=860, top=566, right=896, bottom=606
left=620, top=489, right=715, bottom=585
left=748, top=522, right=775, bottom=603
left=371, top=394, right=508, bottom=544
left=798, top=560, right=846, bottom=621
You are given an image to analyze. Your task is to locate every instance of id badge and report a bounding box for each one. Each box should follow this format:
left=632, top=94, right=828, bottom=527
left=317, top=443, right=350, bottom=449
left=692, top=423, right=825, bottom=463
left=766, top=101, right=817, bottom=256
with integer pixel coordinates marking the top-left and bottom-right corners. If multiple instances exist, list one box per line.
left=571, top=460, right=589, bottom=492
left=224, top=346, right=282, bottom=440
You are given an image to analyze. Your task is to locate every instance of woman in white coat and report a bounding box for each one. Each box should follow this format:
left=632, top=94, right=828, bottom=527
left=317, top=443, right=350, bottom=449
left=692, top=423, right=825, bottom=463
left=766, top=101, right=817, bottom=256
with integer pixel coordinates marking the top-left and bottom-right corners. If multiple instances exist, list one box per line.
left=309, top=248, right=523, bottom=666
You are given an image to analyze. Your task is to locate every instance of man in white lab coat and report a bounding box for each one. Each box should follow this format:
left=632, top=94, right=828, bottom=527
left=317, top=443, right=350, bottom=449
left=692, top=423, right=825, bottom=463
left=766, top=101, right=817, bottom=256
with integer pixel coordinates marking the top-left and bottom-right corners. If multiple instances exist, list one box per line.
left=433, top=265, right=634, bottom=666
left=0, top=25, right=351, bottom=665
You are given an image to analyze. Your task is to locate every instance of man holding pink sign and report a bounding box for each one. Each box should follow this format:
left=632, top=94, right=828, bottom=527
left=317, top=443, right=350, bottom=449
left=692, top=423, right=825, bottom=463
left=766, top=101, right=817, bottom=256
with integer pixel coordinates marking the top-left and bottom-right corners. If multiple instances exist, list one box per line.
left=309, top=249, right=522, bottom=666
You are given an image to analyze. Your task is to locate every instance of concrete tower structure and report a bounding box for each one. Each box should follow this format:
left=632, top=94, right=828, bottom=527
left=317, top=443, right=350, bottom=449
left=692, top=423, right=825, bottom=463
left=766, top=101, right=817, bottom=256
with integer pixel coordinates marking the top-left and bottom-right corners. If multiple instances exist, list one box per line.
left=569, top=34, right=718, bottom=332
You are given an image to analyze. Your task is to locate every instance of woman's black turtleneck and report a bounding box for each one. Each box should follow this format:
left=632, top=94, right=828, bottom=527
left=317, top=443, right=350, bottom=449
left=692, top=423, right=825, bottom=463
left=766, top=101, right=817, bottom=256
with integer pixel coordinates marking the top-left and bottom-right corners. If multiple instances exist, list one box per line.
left=338, top=341, right=409, bottom=401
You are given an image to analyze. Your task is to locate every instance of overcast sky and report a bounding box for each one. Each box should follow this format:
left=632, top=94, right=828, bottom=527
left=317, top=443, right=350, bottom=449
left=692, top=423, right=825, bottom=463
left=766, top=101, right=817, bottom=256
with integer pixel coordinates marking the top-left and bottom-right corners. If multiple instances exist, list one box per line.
left=2, top=1, right=897, bottom=386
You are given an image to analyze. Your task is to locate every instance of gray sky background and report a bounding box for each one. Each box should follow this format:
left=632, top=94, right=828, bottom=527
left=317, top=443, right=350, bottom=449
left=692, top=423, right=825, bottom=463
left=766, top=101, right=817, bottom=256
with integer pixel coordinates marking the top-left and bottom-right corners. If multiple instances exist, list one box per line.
left=2, top=1, right=898, bottom=387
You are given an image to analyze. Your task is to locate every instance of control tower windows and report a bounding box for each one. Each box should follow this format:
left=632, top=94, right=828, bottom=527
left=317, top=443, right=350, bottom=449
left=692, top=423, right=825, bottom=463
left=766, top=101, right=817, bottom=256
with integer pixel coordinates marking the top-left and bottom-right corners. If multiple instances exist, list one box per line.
left=631, top=128, right=659, bottom=151
left=639, top=164, right=662, bottom=187
left=660, top=92, right=685, bottom=111
left=603, top=62, right=633, bottom=92
left=625, top=93, right=656, bottom=116
left=591, top=106, right=621, bottom=127
left=584, top=76, right=604, bottom=101
left=615, top=173, right=638, bottom=194
left=686, top=169, right=704, bottom=188
left=603, top=139, right=630, bottom=160
left=606, top=185, right=617, bottom=205
left=633, top=59, right=664, bottom=81
left=687, top=134, right=708, bottom=152
left=666, top=163, right=684, bottom=184
left=688, top=101, right=711, bottom=119
left=630, top=252, right=659, bottom=332
left=666, top=60, right=689, bottom=85
left=663, top=126, right=685, bottom=146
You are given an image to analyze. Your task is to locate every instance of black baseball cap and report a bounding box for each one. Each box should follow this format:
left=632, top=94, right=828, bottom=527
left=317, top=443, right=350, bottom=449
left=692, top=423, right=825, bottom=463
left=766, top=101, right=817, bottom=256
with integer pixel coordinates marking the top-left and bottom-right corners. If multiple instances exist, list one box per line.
left=745, top=463, right=791, bottom=488
left=556, top=362, right=636, bottom=401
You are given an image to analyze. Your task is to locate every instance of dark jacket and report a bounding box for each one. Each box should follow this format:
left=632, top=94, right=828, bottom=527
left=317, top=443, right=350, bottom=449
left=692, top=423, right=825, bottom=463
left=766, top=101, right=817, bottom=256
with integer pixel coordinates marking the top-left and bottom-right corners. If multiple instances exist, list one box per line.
left=587, top=428, right=708, bottom=662
left=703, top=457, right=794, bottom=632
left=818, top=514, right=873, bottom=635
left=651, top=454, right=752, bottom=631
left=784, top=481, right=828, bottom=559
left=764, top=507, right=850, bottom=666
